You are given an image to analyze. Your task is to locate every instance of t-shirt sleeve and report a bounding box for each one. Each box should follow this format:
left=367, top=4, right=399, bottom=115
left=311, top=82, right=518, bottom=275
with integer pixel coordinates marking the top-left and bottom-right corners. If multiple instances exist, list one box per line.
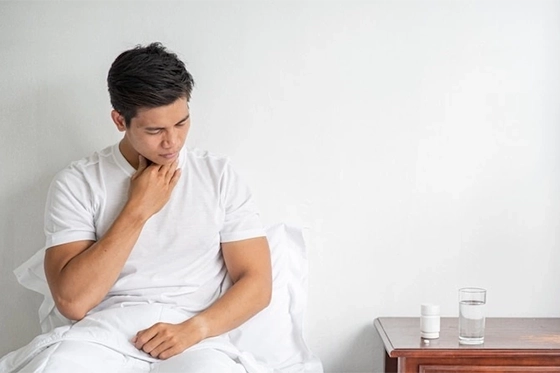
left=44, top=168, right=97, bottom=248
left=219, top=160, right=265, bottom=243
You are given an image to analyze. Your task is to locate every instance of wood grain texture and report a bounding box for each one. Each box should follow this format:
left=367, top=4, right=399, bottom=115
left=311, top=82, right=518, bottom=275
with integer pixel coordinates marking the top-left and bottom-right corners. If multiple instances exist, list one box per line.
left=375, top=317, right=560, bottom=373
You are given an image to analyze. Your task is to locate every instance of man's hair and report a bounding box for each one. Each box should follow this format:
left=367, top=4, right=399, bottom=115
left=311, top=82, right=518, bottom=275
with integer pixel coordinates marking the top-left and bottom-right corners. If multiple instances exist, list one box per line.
left=107, top=42, right=195, bottom=126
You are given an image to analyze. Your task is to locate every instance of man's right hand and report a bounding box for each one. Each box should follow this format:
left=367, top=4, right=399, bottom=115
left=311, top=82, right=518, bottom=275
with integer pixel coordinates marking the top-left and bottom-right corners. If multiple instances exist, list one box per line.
left=127, top=155, right=182, bottom=220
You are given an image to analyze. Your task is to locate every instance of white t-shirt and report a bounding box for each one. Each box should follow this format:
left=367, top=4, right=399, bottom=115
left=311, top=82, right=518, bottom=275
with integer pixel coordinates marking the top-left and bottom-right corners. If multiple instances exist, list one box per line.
left=44, top=143, right=265, bottom=315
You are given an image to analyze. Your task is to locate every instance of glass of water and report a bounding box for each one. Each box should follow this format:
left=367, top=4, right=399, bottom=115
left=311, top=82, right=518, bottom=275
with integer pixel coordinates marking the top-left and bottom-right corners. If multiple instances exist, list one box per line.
left=458, top=287, right=486, bottom=345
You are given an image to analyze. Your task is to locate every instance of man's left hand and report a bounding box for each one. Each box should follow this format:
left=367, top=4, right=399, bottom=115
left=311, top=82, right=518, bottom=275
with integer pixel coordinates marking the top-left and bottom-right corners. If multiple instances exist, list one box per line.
left=132, top=320, right=205, bottom=359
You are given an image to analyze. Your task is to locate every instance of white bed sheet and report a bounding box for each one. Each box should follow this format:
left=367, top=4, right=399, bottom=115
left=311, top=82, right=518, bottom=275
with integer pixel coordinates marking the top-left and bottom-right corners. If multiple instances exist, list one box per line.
left=2, top=223, right=323, bottom=373
left=0, top=304, right=270, bottom=373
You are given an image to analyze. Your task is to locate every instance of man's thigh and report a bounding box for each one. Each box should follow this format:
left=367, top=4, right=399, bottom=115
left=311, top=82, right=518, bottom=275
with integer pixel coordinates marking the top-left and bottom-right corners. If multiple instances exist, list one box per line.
left=152, top=348, right=246, bottom=373
left=20, top=340, right=149, bottom=373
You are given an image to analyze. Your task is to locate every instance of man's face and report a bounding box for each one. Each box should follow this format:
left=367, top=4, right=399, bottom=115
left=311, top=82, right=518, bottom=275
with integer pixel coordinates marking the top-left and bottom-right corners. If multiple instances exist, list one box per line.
left=114, top=97, right=190, bottom=168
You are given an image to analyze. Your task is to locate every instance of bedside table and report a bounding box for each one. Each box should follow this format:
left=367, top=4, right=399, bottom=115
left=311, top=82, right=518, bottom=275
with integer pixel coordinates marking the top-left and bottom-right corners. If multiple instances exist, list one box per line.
left=374, top=317, right=560, bottom=373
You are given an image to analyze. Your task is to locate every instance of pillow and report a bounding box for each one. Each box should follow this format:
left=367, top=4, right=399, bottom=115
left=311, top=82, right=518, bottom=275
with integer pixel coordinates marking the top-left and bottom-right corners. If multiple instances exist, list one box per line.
left=13, top=223, right=323, bottom=373
left=229, top=223, right=323, bottom=373
left=14, top=247, right=73, bottom=332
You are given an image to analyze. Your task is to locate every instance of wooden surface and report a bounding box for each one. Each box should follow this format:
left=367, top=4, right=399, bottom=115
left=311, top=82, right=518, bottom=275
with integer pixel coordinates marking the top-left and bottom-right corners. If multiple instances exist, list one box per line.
left=374, top=317, right=560, bottom=373
left=376, top=317, right=560, bottom=354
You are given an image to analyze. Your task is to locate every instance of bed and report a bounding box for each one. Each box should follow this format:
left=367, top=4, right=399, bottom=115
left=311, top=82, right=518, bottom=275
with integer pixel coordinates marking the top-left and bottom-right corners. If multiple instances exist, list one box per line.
left=0, top=223, right=323, bottom=373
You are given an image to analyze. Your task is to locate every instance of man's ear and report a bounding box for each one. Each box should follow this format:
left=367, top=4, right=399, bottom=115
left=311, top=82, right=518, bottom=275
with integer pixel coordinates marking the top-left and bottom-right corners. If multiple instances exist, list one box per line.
left=111, top=110, right=127, bottom=132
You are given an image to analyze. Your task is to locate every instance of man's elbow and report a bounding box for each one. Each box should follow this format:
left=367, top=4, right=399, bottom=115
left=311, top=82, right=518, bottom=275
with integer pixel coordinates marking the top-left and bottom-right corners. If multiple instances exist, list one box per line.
left=258, top=279, right=273, bottom=311
left=54, top=297, right=89, bottom=321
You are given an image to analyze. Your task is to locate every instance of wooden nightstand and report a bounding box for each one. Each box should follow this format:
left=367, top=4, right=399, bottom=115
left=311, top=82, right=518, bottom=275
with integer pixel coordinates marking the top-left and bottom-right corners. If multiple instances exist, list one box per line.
left=374, top=317, right=560, bottom=373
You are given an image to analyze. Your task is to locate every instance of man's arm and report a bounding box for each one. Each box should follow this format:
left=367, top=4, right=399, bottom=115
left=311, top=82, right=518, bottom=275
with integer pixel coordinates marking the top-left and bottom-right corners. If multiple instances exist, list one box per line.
left=44, top=156, right=181, bottom=320
left=133, top=236, right=272, bottom=359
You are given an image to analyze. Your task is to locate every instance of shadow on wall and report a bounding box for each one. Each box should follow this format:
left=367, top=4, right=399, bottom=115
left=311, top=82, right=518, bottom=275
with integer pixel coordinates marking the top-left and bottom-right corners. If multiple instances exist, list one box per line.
left=0, top=181, right=49, bottom=356
left=327, top=322, right=385, bottom=373
left=0, top=84, right=95, bottom=356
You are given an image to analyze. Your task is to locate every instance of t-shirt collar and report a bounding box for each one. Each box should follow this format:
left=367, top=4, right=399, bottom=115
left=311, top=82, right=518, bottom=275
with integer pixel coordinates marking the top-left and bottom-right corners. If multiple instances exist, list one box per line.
left=112, top=143, right=186, bottom=176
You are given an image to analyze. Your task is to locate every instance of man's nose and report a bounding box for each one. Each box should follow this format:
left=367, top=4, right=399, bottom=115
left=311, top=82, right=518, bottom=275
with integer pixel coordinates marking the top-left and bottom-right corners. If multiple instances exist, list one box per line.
left=162, top=131, right=176, bottom=148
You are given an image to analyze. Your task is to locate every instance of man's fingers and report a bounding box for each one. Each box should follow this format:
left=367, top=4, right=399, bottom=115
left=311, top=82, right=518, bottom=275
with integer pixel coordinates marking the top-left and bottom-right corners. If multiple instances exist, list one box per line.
left=142, top=335, right=163, bottom=354
left=157, top=345, right=179, bottom=360
left=170, top=169, right=182, bottom=186
left=150, top=340, right=174, bottom=359
left=134, top=327, right=157, bottom=349
left=163, top=159, right=179, bottom=179
left=159, top=160, right=180, bottom=186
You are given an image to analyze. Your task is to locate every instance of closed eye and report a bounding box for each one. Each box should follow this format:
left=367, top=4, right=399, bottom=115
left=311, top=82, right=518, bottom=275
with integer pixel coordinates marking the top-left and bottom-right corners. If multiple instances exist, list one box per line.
left=143, top=114, right=189, bottom=134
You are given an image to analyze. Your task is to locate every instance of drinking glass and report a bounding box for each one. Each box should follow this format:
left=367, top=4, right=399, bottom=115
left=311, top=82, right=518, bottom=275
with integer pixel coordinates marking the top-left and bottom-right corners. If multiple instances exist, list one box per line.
left=458, top=287, right=486, bottom=344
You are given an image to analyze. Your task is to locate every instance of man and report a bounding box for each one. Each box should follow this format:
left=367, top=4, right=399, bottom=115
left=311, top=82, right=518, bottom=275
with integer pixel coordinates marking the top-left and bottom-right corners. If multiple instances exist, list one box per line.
left=28, top=42, right=272, bottom=372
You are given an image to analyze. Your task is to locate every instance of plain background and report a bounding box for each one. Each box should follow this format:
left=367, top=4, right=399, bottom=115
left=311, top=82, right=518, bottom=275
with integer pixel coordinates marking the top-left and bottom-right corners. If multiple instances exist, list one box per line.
left=1, top=1, right=559, bottom=372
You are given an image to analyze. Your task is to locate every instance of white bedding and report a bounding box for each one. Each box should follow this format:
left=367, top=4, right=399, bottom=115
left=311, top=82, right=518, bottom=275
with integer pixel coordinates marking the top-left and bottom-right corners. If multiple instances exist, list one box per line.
left=1, top=224, right=323, bottom=373
left=0, top=304, right=270, bottom=373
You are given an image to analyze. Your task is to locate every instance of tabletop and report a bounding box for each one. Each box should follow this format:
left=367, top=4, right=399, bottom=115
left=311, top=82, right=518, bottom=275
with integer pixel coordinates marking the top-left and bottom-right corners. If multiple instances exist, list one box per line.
left=375, top=317, right=560, bottom=357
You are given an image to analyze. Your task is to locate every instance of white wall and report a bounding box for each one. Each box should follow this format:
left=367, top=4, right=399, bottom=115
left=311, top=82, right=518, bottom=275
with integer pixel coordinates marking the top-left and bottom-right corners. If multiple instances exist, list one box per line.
left=1, top=1, right=560, bottom=372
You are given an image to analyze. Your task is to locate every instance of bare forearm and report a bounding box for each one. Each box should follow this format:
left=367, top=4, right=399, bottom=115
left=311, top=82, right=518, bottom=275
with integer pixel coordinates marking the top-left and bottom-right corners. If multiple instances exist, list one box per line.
left=47, top=203, right=148, bottom=319
left=189, top=273, right=272, bottom=340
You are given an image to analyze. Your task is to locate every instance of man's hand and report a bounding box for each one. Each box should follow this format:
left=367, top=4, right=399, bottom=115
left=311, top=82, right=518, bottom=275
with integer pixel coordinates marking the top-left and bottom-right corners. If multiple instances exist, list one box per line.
left=127, top=155, right=181, bottom=220
left=132, top=318, right=207, bottom=360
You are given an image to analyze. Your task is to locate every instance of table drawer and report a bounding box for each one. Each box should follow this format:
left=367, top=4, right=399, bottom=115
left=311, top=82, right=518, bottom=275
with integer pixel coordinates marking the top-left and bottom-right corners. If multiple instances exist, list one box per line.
left=420, top=366, right=560, bottom=373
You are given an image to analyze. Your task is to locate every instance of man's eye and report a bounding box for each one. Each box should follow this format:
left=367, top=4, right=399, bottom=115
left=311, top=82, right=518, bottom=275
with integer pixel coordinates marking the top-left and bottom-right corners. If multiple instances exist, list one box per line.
left=147, top=130, right=161, bottom=134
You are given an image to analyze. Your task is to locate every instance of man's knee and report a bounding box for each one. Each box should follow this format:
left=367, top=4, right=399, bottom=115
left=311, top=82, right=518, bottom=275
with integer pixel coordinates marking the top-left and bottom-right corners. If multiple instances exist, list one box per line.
left=22, top=341, right=127, bottom=373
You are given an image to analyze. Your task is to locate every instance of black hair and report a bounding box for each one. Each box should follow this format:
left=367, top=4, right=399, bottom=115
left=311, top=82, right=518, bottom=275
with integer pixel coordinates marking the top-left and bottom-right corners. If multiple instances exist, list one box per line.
left=107, top=42, right=194, bottom=126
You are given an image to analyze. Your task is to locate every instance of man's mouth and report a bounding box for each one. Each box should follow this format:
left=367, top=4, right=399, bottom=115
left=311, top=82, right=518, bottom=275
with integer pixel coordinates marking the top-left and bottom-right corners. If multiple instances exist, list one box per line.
left=160, top=152, right=177, bottom=159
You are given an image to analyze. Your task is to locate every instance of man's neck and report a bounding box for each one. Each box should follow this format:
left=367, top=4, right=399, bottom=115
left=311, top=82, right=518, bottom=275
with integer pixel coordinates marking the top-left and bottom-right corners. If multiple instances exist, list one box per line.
left=118, top=139, right=140, bottom=169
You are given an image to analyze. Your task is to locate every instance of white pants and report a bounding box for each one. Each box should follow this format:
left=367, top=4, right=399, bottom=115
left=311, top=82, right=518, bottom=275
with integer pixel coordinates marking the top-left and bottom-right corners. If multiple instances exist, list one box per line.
left=21, top=339, right=247, bottom=373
